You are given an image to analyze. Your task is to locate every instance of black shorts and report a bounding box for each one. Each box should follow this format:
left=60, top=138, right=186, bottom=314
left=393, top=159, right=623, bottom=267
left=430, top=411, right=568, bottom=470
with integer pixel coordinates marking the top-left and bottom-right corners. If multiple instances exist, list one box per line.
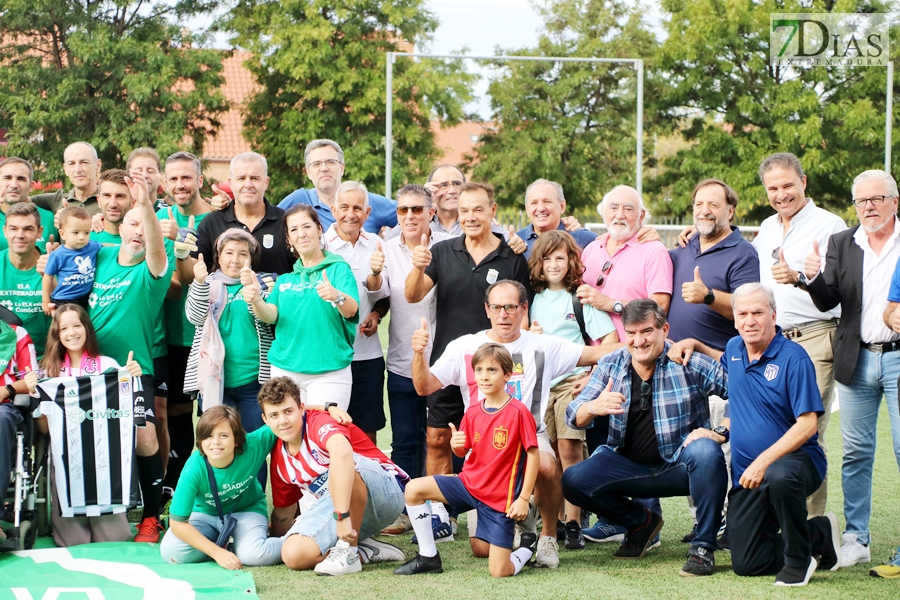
left=426, top=385, right=464, bottom=429
left=347, top=357, right=386, bottom=433
left=152, top=356, right=168, bottom=400
left=166, top=345, right=193, bottom=406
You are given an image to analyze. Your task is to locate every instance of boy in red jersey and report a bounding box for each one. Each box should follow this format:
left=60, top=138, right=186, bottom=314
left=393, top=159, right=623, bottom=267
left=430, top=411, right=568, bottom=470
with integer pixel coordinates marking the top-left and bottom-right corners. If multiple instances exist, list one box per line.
left=394, top=343, right=540, bottom=578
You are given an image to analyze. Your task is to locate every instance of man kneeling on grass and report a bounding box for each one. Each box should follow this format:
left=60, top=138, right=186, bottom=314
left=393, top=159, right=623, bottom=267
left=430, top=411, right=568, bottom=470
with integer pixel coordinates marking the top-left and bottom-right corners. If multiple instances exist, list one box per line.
left=395, top=343, right=540, bottom=578
left=260, top=377, right=408, bottom=576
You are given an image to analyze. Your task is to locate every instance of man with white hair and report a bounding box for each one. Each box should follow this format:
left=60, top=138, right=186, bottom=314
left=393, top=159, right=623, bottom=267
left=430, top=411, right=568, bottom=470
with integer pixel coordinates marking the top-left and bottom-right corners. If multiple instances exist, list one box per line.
left=797, top=169, right=900, bottom=570
left=515, top=179, right=597, bottom=259
left=193, top=152, right=294, bottom=275
left=279, top=139, right=397, bottom=232
left=577, top=185, right=673, bottom=341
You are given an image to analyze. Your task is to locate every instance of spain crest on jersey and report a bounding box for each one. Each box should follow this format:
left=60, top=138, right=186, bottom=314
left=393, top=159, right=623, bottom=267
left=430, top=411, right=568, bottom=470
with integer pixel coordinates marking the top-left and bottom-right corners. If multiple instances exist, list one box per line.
left=493, top=426, right=509, bottom=450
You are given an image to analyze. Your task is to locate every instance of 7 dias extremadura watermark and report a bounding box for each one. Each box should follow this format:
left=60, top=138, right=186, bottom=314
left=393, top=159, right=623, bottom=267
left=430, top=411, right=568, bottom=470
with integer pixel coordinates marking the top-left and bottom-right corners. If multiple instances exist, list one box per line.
left=771, top=13, right=889, bottom=67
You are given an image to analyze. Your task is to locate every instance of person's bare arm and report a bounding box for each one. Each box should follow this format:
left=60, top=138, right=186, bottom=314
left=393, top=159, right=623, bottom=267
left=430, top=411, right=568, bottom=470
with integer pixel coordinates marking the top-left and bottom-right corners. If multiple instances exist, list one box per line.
left=404, top=234, right=434, bottom=303
left=649, top=292, right=671, bottom=314
left=411, top=318, right=443, bottom=396
left=324, top=432, right=359, bottom=543
left=270, top=505, right=298, bottom=537
left=884, top=301, right=900, bottom=333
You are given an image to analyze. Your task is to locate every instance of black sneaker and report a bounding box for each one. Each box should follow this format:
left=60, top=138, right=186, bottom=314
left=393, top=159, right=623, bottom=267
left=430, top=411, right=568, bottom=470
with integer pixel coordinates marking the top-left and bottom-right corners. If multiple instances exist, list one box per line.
left=680, top=546, right=715, bottom=576
left=774, top=557, right=817, bottom=587
left=717, top=526, right=730, bottom=551
left=556, top=519, right=565, bottom=541
left=520, top=531, right=538, bottom=554
left=393, top=552, right=443, bottom=575
left=565, top=520, right=585, bottom=550
left=613, top=510, right=664, bottom=559
left=814, top=513, right=841, bottom=571
left=681, top=524, right=698, bottom=544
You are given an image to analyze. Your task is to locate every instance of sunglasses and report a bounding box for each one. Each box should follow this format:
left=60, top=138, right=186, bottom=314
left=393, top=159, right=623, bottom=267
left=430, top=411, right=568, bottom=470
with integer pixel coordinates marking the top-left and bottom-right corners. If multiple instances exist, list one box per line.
left=595, top=260, right=613, bottom=287
left=639, top=380, right=652, bottom=411
left=397, top=205, right=429, bottom=216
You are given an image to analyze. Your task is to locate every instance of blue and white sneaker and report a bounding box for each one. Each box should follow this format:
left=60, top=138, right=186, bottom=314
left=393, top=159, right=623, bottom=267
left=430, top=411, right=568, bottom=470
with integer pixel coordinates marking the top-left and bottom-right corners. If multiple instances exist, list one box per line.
left=583, top=518, right=627, bottom=543
left=648, top=532, right=662, bottom=550
left=411, top=515, right=454, bottom=544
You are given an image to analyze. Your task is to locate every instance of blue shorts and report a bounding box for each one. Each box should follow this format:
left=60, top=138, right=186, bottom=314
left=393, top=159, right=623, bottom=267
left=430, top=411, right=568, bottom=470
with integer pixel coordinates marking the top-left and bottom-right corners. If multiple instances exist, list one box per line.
left=434, top=475, right=515, bottom=549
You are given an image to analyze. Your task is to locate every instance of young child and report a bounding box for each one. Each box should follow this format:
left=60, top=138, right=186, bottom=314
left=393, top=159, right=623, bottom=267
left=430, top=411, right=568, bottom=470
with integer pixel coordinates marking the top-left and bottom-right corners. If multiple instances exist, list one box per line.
left=527, top=230, right=618, bottom=547
left=42, top=206, right=101, bottom=313
left=395, top=343, right=540, bottom=578
left=159, top=405, right=283, bottom=569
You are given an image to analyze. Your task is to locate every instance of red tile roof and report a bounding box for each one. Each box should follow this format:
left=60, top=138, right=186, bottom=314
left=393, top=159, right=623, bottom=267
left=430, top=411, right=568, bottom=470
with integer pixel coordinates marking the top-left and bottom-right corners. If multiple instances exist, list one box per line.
left=203, top=51, right=259, bottom=160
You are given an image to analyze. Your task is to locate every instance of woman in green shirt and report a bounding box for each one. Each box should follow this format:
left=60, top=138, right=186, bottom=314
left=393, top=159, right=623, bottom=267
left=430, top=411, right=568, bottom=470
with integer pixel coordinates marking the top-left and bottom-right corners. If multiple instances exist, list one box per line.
left=244, top=205, right=359, bottom=410
left=159, top=405, right=282, bottom=568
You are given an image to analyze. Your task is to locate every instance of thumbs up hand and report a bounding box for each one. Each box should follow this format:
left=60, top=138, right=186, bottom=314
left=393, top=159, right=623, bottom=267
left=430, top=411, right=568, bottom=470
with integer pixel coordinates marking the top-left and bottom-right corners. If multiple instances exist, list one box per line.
left=411, top=233, right=432, bottom=270
left=241, top=259, right=261, bottom=304
left=193, top=253, right=209, bottom=284
left=159, top=207, right=179, bottom=240
left=507, top=225, right=527, bottom=255
left=682, top=265, right=711, bottom=304
left=803, top=240, right=822, bottom=280
left=125, top=351, right=143, bottom=378
left=173, top=214, right=198, bottom=260
left=207, top=184, right=232, bottom=211
left=771, top=247, right=799, bottom=286
left=593, top=377, right=626, bottom=416
left=315, top=270, right=340, bottom=303
left=370, top=241, right=385, bottom=276
left=449, top=422, right=466, bottom=452
left=24, top=366, right=38, bottom=394
left=411, top=317, right=430, bottom=353
left=54, top=199, right=68, bottom=230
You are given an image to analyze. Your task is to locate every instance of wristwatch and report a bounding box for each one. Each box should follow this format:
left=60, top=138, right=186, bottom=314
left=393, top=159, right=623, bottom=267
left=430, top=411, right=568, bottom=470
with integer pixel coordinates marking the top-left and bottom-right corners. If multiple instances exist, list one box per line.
left=612, top=300, right=624, bottom=315
left=703, top=287, right=715, bottom=305
left=713, top=425, right=730, bottom=443
left=324, top=402, right=338, bottom=411
left=335, top=292, right=346, bottom=306
left=794, top=272, right=807, bottom=288
left=333, top=510, right=351, bottom=521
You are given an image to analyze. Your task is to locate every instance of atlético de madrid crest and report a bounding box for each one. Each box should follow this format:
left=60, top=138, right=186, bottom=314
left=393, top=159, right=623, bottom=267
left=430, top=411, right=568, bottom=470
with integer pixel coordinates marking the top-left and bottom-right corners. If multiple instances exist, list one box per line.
left=493, top=426, right=509, bottom=450
left=764, top=364, right=779, bottom=381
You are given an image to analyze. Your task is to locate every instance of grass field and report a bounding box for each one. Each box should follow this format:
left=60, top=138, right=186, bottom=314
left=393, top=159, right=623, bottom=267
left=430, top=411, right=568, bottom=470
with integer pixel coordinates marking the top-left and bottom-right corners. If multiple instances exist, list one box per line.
left=244, top=320, right=900, bottom=599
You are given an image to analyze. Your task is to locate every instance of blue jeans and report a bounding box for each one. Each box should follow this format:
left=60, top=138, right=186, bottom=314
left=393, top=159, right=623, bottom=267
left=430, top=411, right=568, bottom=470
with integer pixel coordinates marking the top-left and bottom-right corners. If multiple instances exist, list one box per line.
left=222, top=380, right=266, bottom=488
left=563, top=439, right=728, bottom=551
left=837, top=347, right=900, bottom=544
left=386, top=372, right=426, bottom=478
left=160, top=511, right=283, bottom=566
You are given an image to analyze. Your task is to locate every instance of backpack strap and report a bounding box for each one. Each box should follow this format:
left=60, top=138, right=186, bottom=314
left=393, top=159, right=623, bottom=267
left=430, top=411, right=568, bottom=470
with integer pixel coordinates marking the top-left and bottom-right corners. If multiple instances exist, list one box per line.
left=571, top=291, right=592, bottom=345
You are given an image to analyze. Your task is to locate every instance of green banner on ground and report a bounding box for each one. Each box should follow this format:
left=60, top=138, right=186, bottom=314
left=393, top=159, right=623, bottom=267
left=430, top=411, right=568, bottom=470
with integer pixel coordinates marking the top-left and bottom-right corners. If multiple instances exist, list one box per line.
left=0, top=542, right=258, bottom=599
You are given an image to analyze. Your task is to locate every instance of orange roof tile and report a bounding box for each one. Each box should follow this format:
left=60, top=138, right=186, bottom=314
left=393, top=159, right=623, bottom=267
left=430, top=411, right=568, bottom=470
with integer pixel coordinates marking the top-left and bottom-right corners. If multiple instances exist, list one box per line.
left=203, top=51, right=260, bottom=160
left=430, top=120, right=493, bottom=167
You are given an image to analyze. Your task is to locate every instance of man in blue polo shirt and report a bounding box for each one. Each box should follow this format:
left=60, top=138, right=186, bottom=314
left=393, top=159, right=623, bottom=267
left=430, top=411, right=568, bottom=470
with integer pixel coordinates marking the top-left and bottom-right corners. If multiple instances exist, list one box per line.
left=278, top=139, right=397, bottom=233
left=669, top=283, right=839, bottom=587
left=516, top=179, right=597, bottom=259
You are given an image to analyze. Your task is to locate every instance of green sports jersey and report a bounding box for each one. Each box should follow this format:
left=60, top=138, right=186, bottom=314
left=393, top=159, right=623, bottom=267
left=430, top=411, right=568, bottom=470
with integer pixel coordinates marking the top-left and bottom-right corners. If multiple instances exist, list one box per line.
left=88, top=245, right=174, bottom=375
left=0, top=249, right=50, bottom=358
left=169, top=426, right=276, bottom=520
left=220, top=283, right=259, bottom=388
left=90, top=230, right=122, bottom=245
left=156, top=207, right=208, bottom=347
left=0, top=204, right=59, bottom=254
left=151, top=238, right=176, bottom=359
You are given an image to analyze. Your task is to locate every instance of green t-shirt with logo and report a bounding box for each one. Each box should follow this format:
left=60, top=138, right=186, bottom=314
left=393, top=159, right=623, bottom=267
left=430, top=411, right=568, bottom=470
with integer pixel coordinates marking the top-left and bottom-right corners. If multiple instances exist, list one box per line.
left=169, top=426, right=276, bottom=520
left=0, top=205, right=59, bottom=254
left=151, top=238, right=176, bottom=359
left=90, top=230, right=121, bottom=245
left=88, top=245, right=174, bottom=375
left=156, top=208, right=208, bottom=347
left=0, top=250, right=50, bottom=358
left=220, top=283, right=260, bottom=388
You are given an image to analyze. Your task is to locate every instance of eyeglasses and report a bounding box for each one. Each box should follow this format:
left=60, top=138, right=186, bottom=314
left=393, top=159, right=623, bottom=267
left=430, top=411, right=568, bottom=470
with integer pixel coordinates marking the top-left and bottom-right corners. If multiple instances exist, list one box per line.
left=307, top=159, right=342, bottom=170
left=595, top=260, right=613, bottom=287
left=397, top=205, right=429, bottom=216
left=639, top=380, right=652, bottom=411
left=434, top=180, right=463, bottom=189
left=487, top=303, right=521, bottom=315
left=852, top=195, right=892, bottom=207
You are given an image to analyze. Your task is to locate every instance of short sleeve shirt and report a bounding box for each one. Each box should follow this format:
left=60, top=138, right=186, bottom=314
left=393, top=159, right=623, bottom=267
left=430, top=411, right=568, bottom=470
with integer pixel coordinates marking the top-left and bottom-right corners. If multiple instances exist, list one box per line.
left=0, top=250, right=50, bottom=359
left=195, top=201, right=294, bottom=275
left=156, top=207, right=209, bottom=347
left=424, top=234, right=530, bottom=359
left=45, top=241, right=102, bottom=300
left=516, top=222, right=597, bottom=259
left=0, top=206, right=59, bottom=254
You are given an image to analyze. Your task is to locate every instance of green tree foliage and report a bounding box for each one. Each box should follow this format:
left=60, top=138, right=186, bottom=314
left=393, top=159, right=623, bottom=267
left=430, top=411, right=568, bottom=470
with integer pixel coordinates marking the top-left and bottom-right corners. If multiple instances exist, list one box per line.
left=651, top=0, right=896, bottom=221
left=223, top=0, right=475, bottom=200
left=0, top=0, right=228, bottom=181
left=466, top=0, right=658, bottom=211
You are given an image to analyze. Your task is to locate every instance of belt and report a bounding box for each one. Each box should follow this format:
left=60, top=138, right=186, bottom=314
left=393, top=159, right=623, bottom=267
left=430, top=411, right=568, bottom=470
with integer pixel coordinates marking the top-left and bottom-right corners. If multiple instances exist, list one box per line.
left=782, top=319, right=838, bottom=341
left=860, top=341, right=900, bottom=353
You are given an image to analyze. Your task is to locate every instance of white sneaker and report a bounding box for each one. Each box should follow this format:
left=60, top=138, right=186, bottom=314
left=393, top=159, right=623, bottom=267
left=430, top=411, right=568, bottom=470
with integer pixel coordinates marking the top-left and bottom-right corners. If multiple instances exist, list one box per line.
left=534, top=535, right=560, bottom=569
left=840, top=533, right=871, bottom=567
left=314, top=540, right=362, bottom=576
left=358, top=537, right=405, bottom=564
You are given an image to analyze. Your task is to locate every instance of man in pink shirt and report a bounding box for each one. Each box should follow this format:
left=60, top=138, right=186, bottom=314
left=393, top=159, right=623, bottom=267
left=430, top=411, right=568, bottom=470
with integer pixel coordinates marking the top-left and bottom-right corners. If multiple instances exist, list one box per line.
left=577, top=185, right=673, bottom=341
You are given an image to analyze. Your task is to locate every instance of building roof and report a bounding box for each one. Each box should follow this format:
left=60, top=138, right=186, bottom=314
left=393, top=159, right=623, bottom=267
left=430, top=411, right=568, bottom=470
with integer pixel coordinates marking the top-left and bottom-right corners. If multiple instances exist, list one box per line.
left=203, top=51, right=259, bottom=160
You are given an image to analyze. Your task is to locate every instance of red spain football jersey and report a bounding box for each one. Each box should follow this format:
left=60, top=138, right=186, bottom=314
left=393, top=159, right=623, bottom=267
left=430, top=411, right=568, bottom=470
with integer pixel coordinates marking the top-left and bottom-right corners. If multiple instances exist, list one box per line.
left=458, top=397, right=538, bottom=513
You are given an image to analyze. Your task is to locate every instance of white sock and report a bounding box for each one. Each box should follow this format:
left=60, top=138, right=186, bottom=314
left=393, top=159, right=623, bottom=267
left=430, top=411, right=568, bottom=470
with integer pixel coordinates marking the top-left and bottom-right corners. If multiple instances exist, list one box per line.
left=431, top=501, right=450, bottom=525
left=349, top=545, right=359, bottom=556
left=407, top=503, right=437, bottom=558
left=511, top=547, right=533, bottom=575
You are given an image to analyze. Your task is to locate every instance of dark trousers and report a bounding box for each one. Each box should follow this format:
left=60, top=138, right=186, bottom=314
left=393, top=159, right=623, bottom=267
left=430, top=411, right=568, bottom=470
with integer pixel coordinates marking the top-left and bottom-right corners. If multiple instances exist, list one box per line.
left=563, top=439, right=727, bottom=550
left=386, top=372, right=427, bottom=479
left=0, top=402, right=24, bottom=500
left=729, top=450, right=825, bottom=575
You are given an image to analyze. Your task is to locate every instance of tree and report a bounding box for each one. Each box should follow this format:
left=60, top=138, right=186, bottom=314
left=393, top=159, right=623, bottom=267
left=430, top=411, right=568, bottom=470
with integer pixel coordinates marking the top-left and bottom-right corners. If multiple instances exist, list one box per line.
left=465, top=0, right=658, bottom=211
left=222, top=0, right=475, bottom=200
left=650, top=0, right=897, bottom=221
left=0, top=0, right=228, bottom=181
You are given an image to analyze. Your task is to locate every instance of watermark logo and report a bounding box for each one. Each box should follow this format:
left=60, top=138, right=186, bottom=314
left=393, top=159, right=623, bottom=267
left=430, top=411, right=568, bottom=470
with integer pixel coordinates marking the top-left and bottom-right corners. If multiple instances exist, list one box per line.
left=771, top=13, right=889, bottom=67
left=67, top=407, right=132, bottom=422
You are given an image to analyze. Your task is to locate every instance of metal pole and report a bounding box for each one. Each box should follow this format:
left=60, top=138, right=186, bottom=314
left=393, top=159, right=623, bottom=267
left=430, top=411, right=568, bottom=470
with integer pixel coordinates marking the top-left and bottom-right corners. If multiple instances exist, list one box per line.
left=636, top=59, right=644, bottom=197
left=385, top=52, right=394, bottom=198
left=886, top=60, right=894, bottom=173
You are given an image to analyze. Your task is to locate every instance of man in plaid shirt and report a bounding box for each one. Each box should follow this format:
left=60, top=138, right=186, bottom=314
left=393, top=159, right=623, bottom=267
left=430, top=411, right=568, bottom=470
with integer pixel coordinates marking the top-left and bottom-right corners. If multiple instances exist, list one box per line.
left=561, top=299, right=729, bottom=577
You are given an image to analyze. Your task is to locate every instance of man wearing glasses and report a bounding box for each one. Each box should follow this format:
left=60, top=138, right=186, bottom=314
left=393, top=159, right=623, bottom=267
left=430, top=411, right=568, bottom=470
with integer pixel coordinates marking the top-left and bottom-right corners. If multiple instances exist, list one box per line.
left=412, top=279, right=616, bottom=569
left=797, top=169, right=900, bottom=573
left=279, top=139, right=398, bottom=233
left=562, top=299, right=730, bottom=577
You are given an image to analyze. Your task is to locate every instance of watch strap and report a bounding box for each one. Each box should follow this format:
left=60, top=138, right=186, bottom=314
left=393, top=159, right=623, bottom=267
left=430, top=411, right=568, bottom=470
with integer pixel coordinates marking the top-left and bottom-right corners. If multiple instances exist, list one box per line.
left=333, top=510, right=351, bottom=521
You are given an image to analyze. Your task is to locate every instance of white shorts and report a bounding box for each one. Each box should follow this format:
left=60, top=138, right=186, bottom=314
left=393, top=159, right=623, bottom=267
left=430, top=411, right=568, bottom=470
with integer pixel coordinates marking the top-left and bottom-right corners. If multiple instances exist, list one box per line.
left=269, top=364, right=352, bottom=410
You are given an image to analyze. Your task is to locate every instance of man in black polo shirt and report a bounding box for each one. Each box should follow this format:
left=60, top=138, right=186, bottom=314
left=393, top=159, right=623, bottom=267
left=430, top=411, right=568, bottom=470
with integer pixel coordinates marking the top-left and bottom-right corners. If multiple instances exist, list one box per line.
left=191, top=152, right=294, bottom=275
left=405, top=181, right=530, bottom=541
